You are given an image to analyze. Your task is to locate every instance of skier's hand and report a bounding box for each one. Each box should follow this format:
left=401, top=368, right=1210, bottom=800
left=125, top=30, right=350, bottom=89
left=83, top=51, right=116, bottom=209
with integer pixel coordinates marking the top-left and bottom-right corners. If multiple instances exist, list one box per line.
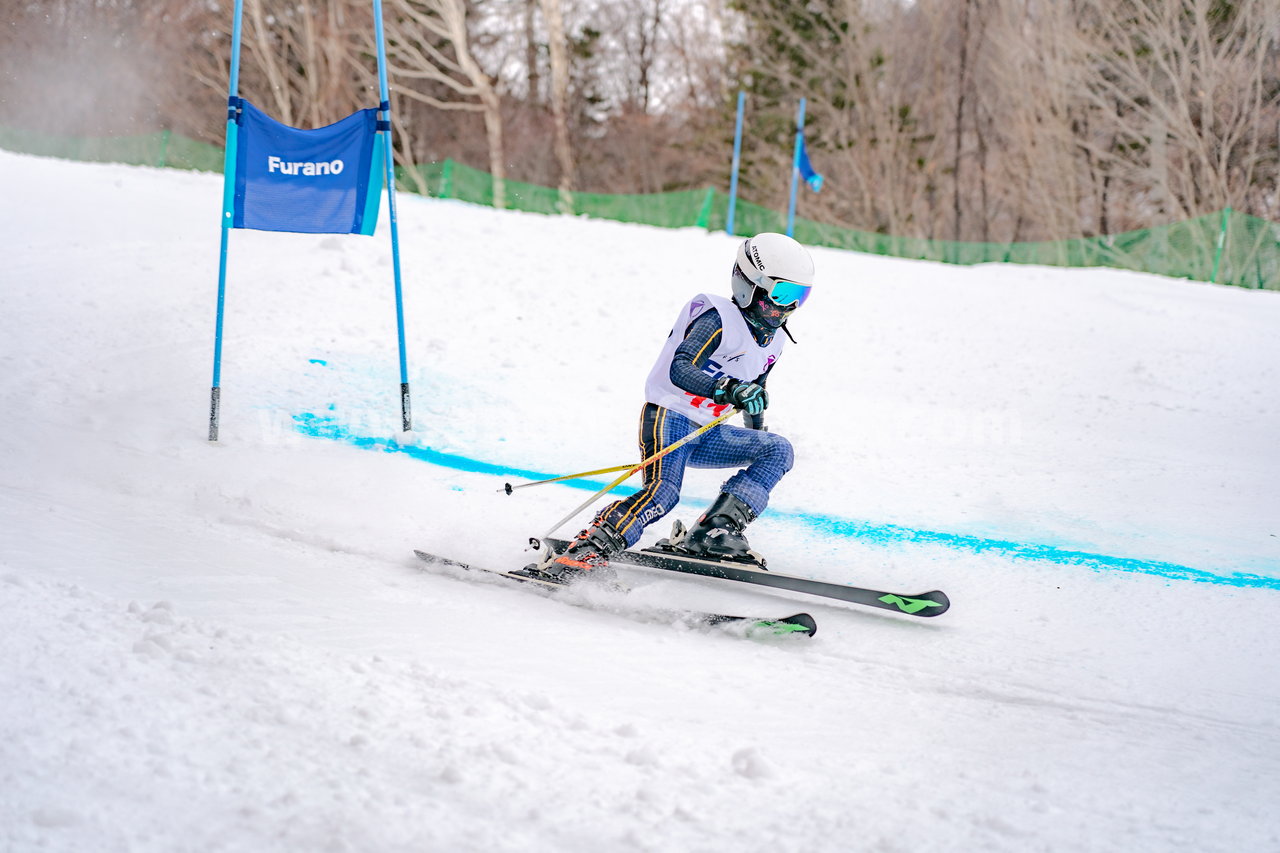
left=714, top=378, right=769, bottom=416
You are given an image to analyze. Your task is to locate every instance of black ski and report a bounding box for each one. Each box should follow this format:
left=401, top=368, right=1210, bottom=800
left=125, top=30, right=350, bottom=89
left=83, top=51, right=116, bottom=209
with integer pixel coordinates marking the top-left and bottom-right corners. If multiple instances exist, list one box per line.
left=543, top=538, right=950, bottom=618
left=413, top=550, right=817, bottom=638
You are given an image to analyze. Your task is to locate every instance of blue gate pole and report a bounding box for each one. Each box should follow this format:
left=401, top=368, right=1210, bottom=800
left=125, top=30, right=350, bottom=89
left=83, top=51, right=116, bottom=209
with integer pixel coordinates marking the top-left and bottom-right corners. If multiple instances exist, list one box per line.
left=726, top=91, right=745, bottom=236
left=373, top=0, right=412, bottom=432
left=786, top=98, right=806, bottom=238
left=209, top=0, right=245, bottom=442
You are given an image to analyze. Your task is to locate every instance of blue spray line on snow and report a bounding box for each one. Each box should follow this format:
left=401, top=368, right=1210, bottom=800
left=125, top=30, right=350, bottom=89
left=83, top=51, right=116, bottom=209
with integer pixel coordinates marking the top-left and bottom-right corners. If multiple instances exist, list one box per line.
left=790, top=513, right=1278, bottom=590
left=294, top=412, right=643, bottom=497
left=294, top=413, right=1280, bottom=591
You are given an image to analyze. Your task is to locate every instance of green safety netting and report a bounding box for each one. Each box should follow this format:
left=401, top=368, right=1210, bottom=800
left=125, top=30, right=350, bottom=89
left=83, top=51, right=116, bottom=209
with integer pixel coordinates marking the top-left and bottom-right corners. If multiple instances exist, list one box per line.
left=398, top=160, right=719, bottom=228
left=4, top=126, right=1276, bottom=290
left=0, top=126, right=224, bottom=172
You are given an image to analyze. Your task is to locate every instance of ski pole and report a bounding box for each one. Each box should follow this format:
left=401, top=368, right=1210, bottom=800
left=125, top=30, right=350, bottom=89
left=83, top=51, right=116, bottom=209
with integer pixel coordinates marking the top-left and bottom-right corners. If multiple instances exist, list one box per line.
left=500, top=462, right=638, bottom=495
left=533, top=407, right=738, bottom=546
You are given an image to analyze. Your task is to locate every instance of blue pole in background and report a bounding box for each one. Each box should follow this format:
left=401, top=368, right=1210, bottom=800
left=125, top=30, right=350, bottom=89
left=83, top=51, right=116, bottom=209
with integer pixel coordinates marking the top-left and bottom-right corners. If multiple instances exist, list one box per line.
left=786, top=98, right=805, bottom=238
left=209, top=0, right=245, bottom=441
left=372, top=0, right=413, bottom=432
left=726, top=91, right=745, bottom=236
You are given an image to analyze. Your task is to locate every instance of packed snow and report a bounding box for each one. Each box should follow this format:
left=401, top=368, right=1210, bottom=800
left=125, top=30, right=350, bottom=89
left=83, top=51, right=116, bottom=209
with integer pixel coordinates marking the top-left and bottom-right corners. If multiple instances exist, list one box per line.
left=1, top=149, right=1278, bottom=852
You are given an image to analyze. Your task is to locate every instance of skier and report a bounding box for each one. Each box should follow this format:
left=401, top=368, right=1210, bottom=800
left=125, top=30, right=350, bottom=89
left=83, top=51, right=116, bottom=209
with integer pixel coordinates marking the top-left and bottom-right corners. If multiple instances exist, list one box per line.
left=541, top=232, right=815, bottom=578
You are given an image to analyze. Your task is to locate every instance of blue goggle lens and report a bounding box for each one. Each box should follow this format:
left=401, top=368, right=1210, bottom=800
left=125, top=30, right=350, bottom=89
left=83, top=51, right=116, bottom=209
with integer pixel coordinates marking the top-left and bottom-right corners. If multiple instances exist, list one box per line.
left=766, top=279, right=811, bottom=308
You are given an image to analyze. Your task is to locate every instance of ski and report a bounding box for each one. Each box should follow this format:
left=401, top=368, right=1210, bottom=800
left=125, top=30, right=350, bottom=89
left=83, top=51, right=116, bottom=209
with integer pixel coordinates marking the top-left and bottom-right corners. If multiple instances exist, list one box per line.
left=412, top=550, right=817, bottom=638
left=543, top=538, right=950, bottom=618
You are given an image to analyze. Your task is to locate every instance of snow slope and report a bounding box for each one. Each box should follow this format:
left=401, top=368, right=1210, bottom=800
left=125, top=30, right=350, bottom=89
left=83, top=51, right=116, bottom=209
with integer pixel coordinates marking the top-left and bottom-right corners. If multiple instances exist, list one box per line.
left=1, top=149, right=1278, bottom=852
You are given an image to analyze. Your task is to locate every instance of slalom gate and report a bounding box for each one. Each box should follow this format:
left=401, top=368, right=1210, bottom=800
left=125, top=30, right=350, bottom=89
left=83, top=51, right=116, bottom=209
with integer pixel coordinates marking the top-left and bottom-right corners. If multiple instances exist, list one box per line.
left=205, top=0, right=411, bottom=441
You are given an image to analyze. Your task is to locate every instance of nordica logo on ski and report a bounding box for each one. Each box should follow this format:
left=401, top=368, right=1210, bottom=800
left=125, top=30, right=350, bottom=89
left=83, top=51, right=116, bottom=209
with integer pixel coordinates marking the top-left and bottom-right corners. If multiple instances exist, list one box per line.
left=878, top=594, right=944, bottom=614
left=267, top=155, right=346, bottom=176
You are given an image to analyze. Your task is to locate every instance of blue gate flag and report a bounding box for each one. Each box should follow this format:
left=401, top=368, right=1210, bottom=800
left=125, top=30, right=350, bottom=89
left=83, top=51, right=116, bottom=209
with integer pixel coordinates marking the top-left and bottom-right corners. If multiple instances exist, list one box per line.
left=797, top=136, right=824, bottom=193
left=232, top=99, right=383, bottom=235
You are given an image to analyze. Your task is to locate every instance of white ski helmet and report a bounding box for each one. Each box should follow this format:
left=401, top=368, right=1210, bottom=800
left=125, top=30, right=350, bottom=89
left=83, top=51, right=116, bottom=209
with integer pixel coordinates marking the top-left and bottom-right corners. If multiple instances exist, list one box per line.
left=731, top=232, right=815, bottom=329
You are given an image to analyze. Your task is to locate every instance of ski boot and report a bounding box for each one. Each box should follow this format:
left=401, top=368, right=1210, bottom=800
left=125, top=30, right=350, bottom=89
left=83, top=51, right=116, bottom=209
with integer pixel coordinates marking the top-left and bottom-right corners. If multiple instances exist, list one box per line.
left=681, top=491, right=761, bottom=563
left=536, top=518, right=627, bottom=582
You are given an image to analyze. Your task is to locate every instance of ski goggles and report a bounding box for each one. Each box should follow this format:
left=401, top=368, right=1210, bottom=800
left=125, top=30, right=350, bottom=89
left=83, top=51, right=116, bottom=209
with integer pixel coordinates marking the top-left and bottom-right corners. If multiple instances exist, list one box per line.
left=740, top=266, right=811, bottom=308
left=762, top=278, right=812, bottom=308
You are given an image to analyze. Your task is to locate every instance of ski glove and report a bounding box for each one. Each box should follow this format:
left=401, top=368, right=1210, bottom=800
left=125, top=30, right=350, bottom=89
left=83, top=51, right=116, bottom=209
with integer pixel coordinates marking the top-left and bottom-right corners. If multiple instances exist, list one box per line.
left=713, top=377, right=769, bottom=416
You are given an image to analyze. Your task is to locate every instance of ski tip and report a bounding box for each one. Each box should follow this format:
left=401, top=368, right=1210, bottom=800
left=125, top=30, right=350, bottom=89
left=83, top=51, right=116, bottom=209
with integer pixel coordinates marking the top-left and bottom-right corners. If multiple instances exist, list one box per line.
left=782, top=612, right=818, bottom=636
left=414, top=550, right=469, bottom=572
left=918, top=591, right=950, bottom=616
left=878, top=590, right=950, bottom=616
left=746, top=613, right=817, bottom=639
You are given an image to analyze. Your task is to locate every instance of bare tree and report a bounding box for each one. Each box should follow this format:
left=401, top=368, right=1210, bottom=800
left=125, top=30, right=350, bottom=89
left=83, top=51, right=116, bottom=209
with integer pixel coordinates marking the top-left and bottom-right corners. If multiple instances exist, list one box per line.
left=665, top=0, right=731, bottom=111
left=197, top=0, right=375, bottom=130
left=951, top=0, right=975, bottom=241
left=539, top=0, right=575, bottom=211
left=729, top=1, right=953, bottom=238
left=961, top=0, right=1094, bottom=242
left=523, top=0, right=541, bottom=103
left=384, top=0, right=507, bottom=208
left=1071, top=0, right=1279, bottom=223
left=594, top=0, right=666, bottom=114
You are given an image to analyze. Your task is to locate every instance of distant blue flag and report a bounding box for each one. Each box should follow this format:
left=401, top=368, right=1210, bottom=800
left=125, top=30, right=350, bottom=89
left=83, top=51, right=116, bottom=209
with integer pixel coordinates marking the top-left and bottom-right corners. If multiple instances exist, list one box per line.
left=797, top=135, right=823, bottom=193
left=232, top=99, right=383, bottom=235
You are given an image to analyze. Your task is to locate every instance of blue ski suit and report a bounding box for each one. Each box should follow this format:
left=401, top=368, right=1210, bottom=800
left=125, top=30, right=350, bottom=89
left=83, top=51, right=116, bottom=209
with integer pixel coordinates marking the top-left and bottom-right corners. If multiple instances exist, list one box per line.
left=595, top=299, right=795, bottom=548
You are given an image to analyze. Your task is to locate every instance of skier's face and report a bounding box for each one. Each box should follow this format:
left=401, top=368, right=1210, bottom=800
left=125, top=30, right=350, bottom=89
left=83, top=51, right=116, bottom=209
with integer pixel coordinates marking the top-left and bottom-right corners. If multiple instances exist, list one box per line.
left=748, top=287, right=796, bottom=329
